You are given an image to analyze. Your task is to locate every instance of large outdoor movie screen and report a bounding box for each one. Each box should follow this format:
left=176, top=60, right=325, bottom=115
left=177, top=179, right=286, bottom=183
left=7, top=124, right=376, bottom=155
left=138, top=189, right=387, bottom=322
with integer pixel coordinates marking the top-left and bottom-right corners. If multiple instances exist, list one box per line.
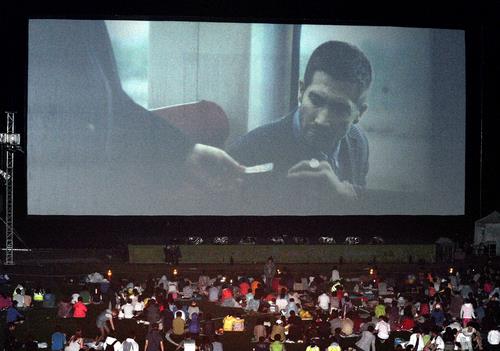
left=27, top=19, right=466, bottom=215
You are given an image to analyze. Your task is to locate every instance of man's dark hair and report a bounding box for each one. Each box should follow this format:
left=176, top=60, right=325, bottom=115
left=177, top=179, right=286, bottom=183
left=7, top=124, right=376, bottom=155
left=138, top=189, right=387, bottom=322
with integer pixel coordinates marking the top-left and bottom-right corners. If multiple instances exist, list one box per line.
left=304, top=40, right=372, bottom=102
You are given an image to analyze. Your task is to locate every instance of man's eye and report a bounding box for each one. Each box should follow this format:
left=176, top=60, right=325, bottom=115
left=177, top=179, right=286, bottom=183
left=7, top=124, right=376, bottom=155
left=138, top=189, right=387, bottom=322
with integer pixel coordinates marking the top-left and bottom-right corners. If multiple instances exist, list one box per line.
left=309, top=93, right=325, bottom=107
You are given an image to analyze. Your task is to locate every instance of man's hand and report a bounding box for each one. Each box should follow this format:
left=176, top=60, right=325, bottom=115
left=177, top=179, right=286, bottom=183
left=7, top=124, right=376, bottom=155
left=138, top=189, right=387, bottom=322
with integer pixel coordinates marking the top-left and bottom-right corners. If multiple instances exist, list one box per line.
left=286, top=159, right=357, bottom=202
left=184, top=143, right=245, bottom=193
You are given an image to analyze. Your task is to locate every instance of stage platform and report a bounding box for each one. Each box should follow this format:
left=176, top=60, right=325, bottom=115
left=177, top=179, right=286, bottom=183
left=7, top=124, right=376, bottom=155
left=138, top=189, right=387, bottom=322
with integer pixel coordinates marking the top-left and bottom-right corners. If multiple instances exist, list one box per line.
left=128, top=244, right=435, bottom=264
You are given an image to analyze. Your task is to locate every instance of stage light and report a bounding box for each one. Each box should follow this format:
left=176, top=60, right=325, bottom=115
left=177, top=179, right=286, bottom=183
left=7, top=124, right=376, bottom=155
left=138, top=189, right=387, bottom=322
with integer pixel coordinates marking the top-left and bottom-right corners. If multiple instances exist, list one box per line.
left=318, top=236, right=335, bottom=244
left=292, top=236, right=309, bottom=244
left=345, top=236, right=361, bottom=245
left=213, top=236, right=229, bottom=245
left=239, top=236, right=256, bottom=245
left=269, top=235, right=285, bottom=244
left=0, top=169, right=10, bottom=180
left=369, top=268, right=374, bottom=275
left=107, top=269, right=112, bottom=280
left=277, top=268, right=281, bottom=275
left=0, top=133, right=21, bottom=146
left=186, top=236, right=204, bottom=245
left=173, top=268, right=178, bottom=276
left=449, top=267, right=454, bottom=274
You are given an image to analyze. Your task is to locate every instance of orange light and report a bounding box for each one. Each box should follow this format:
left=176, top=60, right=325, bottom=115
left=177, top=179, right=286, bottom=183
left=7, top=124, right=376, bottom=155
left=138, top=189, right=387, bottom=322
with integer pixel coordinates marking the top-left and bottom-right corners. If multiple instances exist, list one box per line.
left=369, top=268, right=374, bottom=275
left=107, top=269, right=112, bottom=279
left=173, top=268, right=178, bottom=276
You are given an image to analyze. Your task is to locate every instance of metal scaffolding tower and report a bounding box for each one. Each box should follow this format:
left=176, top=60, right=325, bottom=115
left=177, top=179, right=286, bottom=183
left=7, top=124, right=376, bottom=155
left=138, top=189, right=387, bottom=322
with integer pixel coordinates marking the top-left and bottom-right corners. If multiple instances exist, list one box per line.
left=1, top=111, right=20, bottom=265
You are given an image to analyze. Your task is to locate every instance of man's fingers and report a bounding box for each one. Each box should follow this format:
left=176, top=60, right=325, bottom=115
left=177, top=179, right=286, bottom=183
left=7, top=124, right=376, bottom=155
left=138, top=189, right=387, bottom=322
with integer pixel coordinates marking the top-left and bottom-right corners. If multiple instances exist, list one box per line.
left=288, top=160, right=317, bottom=174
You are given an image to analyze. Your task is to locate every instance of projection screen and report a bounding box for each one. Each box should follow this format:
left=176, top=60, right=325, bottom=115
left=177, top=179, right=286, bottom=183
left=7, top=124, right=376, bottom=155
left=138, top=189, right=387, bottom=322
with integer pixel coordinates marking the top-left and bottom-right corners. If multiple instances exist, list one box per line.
left=27, top=19, right=466, bottom=215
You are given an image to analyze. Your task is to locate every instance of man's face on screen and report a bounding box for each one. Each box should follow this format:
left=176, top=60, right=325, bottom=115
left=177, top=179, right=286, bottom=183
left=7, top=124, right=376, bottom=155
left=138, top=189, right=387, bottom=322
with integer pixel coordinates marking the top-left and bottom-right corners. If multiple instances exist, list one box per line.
left=299, top=71, right=365, bottom=153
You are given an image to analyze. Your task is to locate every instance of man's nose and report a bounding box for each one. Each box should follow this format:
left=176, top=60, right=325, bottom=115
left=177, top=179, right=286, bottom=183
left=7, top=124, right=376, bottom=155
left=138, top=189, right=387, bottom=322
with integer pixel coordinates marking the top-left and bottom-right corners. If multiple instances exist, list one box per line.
left=314, top=109, right=333, bottom=126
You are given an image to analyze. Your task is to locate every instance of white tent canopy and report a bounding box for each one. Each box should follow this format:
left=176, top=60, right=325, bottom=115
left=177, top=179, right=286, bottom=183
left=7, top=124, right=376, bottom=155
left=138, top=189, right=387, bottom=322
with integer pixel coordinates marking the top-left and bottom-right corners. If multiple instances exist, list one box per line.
left=474, top=211, right=500, bottom=256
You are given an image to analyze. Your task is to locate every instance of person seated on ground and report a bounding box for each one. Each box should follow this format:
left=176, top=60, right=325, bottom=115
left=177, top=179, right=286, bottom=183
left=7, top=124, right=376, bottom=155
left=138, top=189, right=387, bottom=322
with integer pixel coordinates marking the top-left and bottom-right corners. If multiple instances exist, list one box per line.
left=175, top=333, right=196, bottom=351
left=73, top=296, right=87, bottom=318
left=24, top=289, right=34, bottom=308
left=287, top=314, right=304, bottom=342
left=172, top=311, right=186, bottom=339
left=317, top=315, right=332, bottom=340
left=43, top=289, right=56, bottom=308
left=120, top=298, right=134, bottom=319
left=57, top=297, right=73, bottom=319
left=429, top=327, right=445, bottom=351
left=6, top=301, right=24, bottom=324
left=182, top=282, right=194, bottom=299
left=187, top=301, right=200, bottom=319
left=269, top=334, right=286, bottom=351
left=245, top=292, right=260, bottom=313
left=24, top=334, right=38, bottom=351
left=187, top=312, right=201, bottom=337
left=340, top=312, right=355, bottom=337
left=208, top=284, right=220, bottom=303
left=51, top=325, right=66, bottom=351
left=211, top=335, right=224, bottom=351
left=0, top=292, right=12, bottom=310
left=144, top=298, right=162, bottom=327
left=254, top=336, right=268, bottom=351
left=305, top=339, right=320, bottom=351
left=77, top=288, right=90, bottom=305
left=103, top=332, right=122, bottom=351
left=253, top=318, right=267, bottom=342
left=3, top=322, right=18, bottom=351
left=355, top=325, right=376, bottom=351
left=70, top=292, right=80, bottom=305
left=121, top=331, right=139, bottom=351
left=271, top=318, right=286, bottom=342
left=64, top=329, right=85, bottom=351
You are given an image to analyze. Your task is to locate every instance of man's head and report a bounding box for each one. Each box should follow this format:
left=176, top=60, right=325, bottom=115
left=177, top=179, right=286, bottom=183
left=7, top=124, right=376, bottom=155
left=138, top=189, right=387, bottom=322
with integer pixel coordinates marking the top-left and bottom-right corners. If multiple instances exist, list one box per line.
left=298, top=40, right=372, bottom=153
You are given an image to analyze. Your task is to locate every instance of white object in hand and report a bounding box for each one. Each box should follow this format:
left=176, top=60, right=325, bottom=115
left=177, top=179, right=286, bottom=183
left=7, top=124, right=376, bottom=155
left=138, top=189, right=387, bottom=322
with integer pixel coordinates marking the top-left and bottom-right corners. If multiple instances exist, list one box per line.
left=244, top=162, right=274, bottom=174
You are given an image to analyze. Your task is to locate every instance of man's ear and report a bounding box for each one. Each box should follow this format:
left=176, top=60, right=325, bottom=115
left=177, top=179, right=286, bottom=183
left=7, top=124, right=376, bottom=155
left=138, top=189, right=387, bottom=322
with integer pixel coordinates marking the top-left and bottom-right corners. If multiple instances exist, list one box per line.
left=354, top=103, right=368, bottom=124
left=298, top=80, right=305, bottom=105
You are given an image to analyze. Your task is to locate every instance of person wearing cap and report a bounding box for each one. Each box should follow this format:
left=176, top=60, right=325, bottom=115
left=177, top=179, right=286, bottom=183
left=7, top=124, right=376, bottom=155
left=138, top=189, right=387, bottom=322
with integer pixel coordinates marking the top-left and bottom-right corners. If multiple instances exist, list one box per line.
left=271, top=318, right=286, bottom=342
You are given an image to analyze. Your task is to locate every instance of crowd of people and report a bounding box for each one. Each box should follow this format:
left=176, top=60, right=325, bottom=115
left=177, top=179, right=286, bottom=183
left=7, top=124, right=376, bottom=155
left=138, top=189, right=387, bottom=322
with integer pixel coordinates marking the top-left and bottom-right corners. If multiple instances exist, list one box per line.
left=1, top=258, right=499, bottom=351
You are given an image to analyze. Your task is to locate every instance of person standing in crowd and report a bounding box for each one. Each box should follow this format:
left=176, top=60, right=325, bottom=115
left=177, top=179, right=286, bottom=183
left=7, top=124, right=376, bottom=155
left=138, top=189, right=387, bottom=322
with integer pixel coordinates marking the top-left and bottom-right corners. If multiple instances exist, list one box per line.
left=96, top=308, right=116, bottom=341
left=264, top=257, right=277, bottom=289
left=460, top=298, right=476, bottom=327
left=375, top=315, right=391, bottom=351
